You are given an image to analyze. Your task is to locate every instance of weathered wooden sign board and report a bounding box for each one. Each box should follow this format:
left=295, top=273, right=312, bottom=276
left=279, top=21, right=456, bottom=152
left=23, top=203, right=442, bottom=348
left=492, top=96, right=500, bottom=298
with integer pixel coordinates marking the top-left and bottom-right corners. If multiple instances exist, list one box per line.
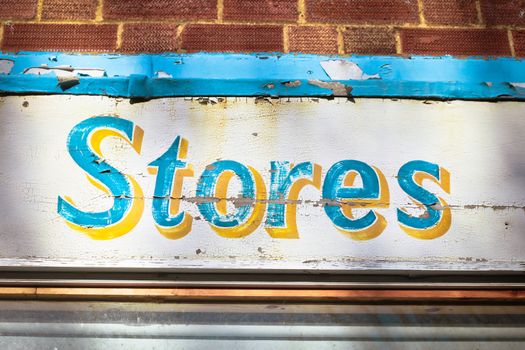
left=0, top=95, right=524, bottom=272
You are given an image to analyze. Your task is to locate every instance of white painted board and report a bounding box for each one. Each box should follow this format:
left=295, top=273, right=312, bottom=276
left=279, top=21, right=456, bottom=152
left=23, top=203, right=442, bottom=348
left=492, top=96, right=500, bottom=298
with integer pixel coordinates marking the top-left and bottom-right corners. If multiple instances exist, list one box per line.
left=0, top=96, right=524, bottom=272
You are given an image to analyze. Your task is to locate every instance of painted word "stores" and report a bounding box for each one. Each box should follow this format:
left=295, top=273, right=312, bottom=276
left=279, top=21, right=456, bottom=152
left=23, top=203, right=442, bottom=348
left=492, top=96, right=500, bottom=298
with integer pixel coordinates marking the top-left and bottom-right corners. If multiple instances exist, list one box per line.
left=58, top=117, right=451, bottom=241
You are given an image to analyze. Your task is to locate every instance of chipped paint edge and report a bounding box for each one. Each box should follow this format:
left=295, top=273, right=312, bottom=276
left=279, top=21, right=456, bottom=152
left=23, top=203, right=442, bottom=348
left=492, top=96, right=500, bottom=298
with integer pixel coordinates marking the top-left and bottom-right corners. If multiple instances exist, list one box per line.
left=1, top=52, right=525, bottom=99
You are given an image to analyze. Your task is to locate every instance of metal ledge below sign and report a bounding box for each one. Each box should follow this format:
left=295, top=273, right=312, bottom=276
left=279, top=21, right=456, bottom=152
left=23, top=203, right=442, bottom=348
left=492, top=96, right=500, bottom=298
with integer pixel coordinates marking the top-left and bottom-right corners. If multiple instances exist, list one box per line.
left=1, top=52, right=525, bottom=99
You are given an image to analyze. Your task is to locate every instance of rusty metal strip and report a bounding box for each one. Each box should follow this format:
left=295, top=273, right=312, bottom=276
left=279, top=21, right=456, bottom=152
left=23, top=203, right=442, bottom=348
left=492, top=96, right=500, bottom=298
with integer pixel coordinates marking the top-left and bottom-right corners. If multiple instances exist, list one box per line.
left=0, top=272, right=524, bottom=289
left=1, top=287, right=524, bottom=302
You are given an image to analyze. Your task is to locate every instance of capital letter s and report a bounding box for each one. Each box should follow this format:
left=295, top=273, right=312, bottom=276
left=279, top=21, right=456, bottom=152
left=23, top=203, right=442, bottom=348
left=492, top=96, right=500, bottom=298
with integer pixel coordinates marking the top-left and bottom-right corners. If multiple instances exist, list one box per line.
left=57, top=116, right=144, bottom=240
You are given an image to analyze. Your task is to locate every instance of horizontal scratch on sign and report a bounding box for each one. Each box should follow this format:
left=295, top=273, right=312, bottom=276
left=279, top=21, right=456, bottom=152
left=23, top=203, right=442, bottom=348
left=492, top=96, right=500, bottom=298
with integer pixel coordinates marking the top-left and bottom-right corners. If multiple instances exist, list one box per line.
left=97, top=195, right=525, bottom=212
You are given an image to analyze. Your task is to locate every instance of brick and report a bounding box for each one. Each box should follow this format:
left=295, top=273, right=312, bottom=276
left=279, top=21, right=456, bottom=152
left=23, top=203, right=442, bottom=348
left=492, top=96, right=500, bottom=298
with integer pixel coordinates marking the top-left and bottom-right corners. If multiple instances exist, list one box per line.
left=512, top=30, right=525, bottom=57
left=480, top=0, right=525, bottom=26
left=42, top=0, right=98, bottom=20
left=288, top=26, right=338, bottom=54
left=306, top=0, right=419, bottom=24
left=422, top=0, right=478, bottom=25
left=0, top=0, right=37, bottom=20
left=120, top=24, right=179, bottom=53
left=104, top=0, right=217, bottom=20
left=2, top=24, right=118, bottom=52
left=343, top=28, right=396, bottom=55
left=181, top=24, right=283, bottom=52
left=400, top=29, right=511, bottom=56
left=223, top=0, right=298, bottom=22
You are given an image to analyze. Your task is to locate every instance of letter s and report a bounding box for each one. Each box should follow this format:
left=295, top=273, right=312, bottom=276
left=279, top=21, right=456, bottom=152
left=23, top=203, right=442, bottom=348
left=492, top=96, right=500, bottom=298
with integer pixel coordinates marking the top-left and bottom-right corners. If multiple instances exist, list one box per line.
left=397, top=160, right=451, bottom=240
left=57, top=116, right=144, bottom=240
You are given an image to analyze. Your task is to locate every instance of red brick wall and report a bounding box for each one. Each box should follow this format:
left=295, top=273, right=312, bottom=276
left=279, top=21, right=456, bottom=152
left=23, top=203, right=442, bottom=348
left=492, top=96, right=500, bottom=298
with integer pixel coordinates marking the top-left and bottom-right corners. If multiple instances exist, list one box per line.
left=0, top=0, right=523, bottom=57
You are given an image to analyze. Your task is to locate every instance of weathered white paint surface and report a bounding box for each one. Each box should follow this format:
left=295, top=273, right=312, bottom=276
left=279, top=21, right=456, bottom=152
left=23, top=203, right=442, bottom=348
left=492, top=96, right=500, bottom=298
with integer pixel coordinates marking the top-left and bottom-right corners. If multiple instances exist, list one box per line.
left=0, top=96, right=524, bottom=272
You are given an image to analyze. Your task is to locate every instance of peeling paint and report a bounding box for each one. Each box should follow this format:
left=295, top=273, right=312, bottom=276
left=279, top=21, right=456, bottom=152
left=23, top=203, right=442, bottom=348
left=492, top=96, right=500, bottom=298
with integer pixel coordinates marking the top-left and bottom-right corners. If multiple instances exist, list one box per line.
left=20, top=66, right=101, bottom=91
left=57, top=76, right=80, bottom=90
left=509, top=82, right=525, bottom=89
left=320, top=60, right=380, bottom=80
left=255, top=96, right=274, bottom=104
left=197, top=97, right=221, bottom=105
left=282, top=80, right=301, bottom=87
left=156, top=71, right=172, bottom=78
left=0, top=59, right=14, bottom=75
left=24, top=65, right=106, bottom=78
left=308, top=80, right=352, bottom=96
left=0, top=52, right=523, bottom=99
left=463, top=204, right=525, bottom=210
left=429, top=203, right=445, bottom=210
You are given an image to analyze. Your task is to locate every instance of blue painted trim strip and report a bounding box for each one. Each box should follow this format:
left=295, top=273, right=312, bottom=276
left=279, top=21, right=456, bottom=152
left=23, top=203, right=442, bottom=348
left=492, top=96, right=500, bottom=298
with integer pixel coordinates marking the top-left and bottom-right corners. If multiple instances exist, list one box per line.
left=0, top=51, right=524, bottom=99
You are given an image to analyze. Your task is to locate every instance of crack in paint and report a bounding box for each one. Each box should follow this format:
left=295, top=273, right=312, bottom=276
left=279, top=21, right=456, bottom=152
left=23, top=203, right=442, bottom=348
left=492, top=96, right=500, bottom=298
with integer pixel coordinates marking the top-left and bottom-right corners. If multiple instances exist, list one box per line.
left=100, top=195, right=525, bottom=213
left=462, top=204, right=525, bottom=210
